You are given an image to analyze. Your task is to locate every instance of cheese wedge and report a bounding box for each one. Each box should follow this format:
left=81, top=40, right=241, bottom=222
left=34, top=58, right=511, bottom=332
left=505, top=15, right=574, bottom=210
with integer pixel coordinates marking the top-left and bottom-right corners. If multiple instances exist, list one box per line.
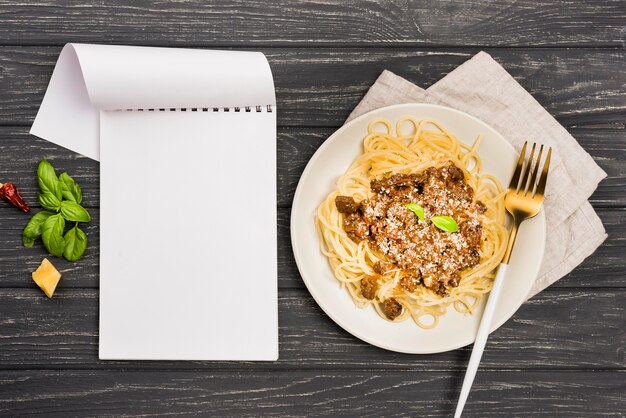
left=32, top=258, right=61, bottom=298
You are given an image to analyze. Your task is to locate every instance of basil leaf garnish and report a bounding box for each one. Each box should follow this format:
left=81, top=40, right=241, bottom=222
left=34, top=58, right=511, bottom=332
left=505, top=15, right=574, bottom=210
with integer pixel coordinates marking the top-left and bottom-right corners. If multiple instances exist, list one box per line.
left=60, top=201, right=91, bottom=222
left=430, top=215, right=459, bottom=233
left=37, top=158, right=62, bottom=200
left=405, top=203, right=425, bottom=221
left=41, top=213, right=66, bottom=257
left=22, top=210, right=55, bottom=247
left=63, top=225, right=87, bottom=262
left=38, top=191, right=61, bottom=211
left=59, top=172, right=82, bottom=204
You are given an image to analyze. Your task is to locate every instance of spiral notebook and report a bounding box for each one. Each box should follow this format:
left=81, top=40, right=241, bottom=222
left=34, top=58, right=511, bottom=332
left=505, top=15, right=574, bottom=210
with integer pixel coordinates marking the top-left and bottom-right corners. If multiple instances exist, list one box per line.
left=30, top=44, right=278, bottom=360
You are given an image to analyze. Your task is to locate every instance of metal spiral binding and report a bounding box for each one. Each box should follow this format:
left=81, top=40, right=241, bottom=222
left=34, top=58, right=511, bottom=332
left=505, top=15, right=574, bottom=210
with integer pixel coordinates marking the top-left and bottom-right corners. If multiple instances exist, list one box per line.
left=122, top=105, right=273, bottom=113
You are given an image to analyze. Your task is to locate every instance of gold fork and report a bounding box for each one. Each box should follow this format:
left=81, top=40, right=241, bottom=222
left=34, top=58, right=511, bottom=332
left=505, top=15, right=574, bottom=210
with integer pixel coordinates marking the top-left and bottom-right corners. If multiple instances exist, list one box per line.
left=454, top=141, right=551, bottom=418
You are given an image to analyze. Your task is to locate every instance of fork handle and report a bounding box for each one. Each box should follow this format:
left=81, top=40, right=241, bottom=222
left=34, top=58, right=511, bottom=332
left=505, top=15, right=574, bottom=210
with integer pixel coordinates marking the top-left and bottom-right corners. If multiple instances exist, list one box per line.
left=454, top=263, right=508, bottom=418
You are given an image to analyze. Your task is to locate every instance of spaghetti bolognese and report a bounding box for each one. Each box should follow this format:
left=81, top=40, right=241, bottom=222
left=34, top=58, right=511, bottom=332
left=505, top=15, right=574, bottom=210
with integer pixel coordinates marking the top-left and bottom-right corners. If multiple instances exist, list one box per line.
left=315, top=117, right=508, bottom=329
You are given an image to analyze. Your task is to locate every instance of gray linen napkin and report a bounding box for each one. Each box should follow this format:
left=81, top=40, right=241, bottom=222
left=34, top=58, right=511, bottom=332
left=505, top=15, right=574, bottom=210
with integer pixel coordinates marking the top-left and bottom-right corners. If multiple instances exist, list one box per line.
left=346, top=52, right=607, bottom=298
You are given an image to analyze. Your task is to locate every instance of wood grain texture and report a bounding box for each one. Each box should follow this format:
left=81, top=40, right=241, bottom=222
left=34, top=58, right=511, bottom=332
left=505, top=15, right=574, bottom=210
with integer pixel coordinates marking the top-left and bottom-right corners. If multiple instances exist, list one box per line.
left=0, top=369, right=623, bottom=417
left=0, top=47, right=624, bottom=127
left=0, top=127, right=624, bottom=209
left=0, top=288, right=623, bottom=371
left=0, top=0, right=623, bottom=47
left=0, top=207, right=624, bottom=289
left=0, top=1, right=624, bottom=415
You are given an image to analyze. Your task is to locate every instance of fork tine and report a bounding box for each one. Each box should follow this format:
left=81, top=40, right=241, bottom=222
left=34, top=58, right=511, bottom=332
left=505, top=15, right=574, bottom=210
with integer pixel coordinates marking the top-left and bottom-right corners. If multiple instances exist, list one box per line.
left=524, top=144, right=544, bottom=196
left=534, top=147, right=552, bottom=197
left=509, top=142, right=527, bottom=190
left=519, top=142, right=536, bottom=193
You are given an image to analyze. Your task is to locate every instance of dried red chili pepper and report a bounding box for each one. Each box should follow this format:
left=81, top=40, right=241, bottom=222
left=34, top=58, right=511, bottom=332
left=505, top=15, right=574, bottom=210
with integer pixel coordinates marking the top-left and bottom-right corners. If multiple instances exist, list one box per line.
left=0, top=182, right=31, bottom=213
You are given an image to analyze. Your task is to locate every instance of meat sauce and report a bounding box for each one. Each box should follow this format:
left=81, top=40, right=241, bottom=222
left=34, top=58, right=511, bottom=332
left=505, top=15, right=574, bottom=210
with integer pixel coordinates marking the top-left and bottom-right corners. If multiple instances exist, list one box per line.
left=336, top=161, right=486, bottom=319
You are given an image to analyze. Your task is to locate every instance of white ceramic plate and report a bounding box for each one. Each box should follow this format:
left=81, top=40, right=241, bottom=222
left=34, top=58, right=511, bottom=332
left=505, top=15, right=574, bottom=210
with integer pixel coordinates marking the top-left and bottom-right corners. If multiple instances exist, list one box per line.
left=291, top=103, right=546, bottom=354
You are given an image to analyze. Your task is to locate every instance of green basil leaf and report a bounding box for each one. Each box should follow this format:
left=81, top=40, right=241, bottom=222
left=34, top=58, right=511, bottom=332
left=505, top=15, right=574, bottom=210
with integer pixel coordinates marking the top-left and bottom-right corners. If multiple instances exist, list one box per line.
left=63, top=225, right=87, bottom=262
left=404, top=203, right=425, bottom=221
left=59, top=172, right=82, bottom=204
left=430, top=215, right=459, bottom=233
left=41, top=213, right=66, bottom=257
left=22, top=210, right=55, bottom=247
left=59, top=180, right=75, bottom=203
left=37, top=158, right=62, bottom=200
left=60, top=201, right=91, bottom=222
left=38, top=191, right=61, bottom=211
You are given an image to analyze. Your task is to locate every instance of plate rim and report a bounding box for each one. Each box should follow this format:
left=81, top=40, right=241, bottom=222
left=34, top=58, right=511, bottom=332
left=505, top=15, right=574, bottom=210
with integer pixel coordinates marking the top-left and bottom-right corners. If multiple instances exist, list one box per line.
left=290, top=103, right=546, bottom=354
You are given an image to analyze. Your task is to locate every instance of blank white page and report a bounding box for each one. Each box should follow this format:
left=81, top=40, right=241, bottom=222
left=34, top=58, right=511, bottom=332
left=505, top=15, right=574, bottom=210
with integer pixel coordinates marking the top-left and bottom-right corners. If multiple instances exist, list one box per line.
left=99, top=109, right=277, bottom=360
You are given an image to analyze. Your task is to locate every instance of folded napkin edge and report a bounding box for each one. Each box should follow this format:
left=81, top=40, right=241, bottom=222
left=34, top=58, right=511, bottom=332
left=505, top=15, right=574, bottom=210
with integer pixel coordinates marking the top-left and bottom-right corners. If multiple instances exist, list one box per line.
left=429, top=51, right=608, bottom=185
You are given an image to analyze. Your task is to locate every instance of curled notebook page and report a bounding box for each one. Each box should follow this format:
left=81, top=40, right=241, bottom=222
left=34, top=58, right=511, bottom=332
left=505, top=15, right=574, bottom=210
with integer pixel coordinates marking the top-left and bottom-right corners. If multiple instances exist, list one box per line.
left=30, top=43, right=275, bottom=160
left=30, top=43, right=278, bottom=361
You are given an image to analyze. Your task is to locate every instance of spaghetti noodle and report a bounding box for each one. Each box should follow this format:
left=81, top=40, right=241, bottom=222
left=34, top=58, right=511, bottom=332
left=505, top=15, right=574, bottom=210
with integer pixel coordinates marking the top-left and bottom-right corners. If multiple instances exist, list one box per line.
left=315, top=117, right=508, bottom=329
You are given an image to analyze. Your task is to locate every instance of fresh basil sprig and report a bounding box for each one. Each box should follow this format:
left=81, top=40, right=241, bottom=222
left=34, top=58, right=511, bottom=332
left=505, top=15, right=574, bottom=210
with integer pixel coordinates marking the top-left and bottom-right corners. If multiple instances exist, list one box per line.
left=22, top=210, right=54, bottom=247
left=37, top=158, right=62, bottom=200
left=405, top=203, right=425, bottom=221
left=22, top=159, right=91, bottom=261
left=41, top=213, right=66, bottom=257
left=430, top=215, right=459, bottom=233
left=38, top=191, right=61, bottom=211
left=59, top=172, right=82, bottom=204
left=60, top=201, right=91, bottom=222
left=63, top=224, right=87, bottom=262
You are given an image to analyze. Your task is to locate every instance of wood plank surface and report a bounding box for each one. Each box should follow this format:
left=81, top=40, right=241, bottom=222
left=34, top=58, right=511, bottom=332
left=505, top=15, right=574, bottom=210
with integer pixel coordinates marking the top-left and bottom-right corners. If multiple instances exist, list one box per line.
left=0, top=1, right=624, bottom=416
left=0, top=370, right=623, bottom=417
left=0, top=0, right=623, bottom=47
left=0, top=288, right=623, bottom=371
left=0, top=47, right=624, bottom=127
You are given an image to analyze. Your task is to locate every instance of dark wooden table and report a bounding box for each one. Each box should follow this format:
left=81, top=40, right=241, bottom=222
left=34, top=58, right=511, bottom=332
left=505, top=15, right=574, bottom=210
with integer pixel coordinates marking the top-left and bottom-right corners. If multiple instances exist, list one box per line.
left=0, top=1, right=624, bottom=416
